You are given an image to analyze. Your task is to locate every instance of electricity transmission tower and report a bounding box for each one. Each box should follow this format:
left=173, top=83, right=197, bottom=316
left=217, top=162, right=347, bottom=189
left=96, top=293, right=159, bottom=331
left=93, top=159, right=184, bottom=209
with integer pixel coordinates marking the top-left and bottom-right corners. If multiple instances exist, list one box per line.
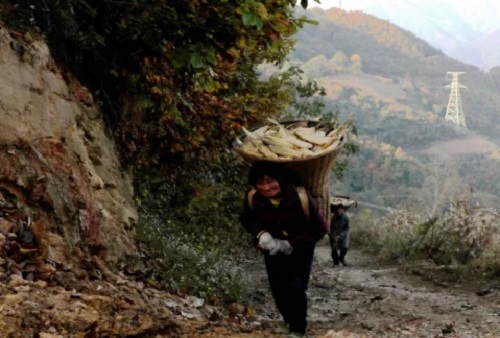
left=445, top=72, right=467, bottom=128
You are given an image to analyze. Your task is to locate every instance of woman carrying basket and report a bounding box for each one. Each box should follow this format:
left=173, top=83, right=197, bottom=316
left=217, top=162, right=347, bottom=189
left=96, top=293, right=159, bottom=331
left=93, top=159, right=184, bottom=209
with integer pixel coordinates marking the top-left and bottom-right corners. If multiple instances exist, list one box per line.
left=241, top=161, right=328, bottom=338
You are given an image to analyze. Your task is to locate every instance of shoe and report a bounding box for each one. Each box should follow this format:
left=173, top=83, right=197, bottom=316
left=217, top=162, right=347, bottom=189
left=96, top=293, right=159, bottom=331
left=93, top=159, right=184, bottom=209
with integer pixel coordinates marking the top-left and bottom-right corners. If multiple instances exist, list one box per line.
left=287, top=332, right=305, bottom=338
left=333, top=261, right=340, bottom=267
left=340, top=260, right=349, bottom=266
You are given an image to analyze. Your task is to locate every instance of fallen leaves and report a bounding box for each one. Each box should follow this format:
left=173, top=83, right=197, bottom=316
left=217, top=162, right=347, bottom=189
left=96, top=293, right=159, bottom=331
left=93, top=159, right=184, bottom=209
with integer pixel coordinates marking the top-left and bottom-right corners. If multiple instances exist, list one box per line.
left=0, top=191, right=56, bottom=282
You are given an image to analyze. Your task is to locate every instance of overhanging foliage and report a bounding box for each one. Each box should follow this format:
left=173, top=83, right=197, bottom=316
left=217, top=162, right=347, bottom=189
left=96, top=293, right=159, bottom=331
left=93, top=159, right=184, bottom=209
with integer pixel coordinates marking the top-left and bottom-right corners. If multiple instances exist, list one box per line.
left=2, top=0, right=319, bottom=171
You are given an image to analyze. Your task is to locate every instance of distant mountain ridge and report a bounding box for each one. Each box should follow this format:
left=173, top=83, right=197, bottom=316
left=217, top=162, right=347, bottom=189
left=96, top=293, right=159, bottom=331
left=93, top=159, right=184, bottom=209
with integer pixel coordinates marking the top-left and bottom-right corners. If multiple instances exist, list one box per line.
left=292, top=7, right=500, bottom=139
left=311, top=0, right=500, bottom=70
left=290, top=7, right=500, bottom=204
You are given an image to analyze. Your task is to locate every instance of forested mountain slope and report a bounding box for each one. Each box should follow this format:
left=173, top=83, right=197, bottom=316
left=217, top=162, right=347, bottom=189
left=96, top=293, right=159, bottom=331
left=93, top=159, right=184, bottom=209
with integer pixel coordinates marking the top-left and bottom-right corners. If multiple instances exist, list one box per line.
left=289, top=8, right=500, bottom=206
left=293, top=8, right=500, bottom=139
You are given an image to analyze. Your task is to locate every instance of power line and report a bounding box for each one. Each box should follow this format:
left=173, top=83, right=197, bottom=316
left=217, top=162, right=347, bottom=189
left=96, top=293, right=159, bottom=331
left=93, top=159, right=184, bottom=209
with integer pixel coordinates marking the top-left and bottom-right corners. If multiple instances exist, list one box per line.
left=356, top=200, right=394, bottom=213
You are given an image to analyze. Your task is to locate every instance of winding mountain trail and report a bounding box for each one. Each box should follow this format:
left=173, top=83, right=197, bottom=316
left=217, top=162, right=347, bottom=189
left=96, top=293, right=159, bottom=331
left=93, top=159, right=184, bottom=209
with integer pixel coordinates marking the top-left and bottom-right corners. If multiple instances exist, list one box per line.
left=191, top=247, right=500, bottom=337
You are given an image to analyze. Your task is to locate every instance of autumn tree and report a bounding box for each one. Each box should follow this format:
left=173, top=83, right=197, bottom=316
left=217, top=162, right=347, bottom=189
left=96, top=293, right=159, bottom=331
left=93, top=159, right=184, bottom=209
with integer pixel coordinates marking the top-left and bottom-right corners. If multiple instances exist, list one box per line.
left=350, top=53, right=362, bottom=73
left=1, top=0, right=323, bottom=301
left=3, top=0, right=318, bottom=175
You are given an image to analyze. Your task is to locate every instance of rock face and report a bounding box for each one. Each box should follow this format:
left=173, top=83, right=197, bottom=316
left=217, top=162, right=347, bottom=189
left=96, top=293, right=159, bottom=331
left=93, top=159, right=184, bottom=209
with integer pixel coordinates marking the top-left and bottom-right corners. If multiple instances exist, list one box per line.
left=0, top=26, right=137, bottom=271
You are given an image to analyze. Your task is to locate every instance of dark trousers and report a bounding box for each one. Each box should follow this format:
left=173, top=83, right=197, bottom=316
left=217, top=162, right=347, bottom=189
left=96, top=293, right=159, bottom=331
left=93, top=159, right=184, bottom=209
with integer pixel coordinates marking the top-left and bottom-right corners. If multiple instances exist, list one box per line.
left=264, top=246, right=315, bottom=335
left=329, top=236, right=348, bottom=264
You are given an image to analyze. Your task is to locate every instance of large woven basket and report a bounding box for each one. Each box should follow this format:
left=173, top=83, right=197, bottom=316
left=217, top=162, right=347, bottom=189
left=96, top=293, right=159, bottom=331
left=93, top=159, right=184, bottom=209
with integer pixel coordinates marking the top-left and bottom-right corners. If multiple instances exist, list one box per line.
left=234, top=120, right=347, bottom=220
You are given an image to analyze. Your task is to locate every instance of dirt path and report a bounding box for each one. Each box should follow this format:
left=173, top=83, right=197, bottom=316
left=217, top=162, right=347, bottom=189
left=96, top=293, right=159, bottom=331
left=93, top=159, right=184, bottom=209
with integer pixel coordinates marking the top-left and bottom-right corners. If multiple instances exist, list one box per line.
left=307, top=247, right=500, bottom=337
left=192, top=246, right=500, bottom=337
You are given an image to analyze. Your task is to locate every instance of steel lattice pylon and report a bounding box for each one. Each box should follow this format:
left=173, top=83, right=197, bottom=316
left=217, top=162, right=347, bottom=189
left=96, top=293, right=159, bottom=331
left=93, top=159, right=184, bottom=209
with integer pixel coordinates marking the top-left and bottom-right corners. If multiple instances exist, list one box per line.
left=445, top=72, right=467, bottom=128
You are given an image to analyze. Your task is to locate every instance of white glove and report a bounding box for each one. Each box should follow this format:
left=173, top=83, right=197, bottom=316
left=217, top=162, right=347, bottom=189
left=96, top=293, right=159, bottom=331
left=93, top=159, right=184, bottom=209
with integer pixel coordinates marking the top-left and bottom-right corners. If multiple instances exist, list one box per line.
left=258, top=232, right=278, bottom=251
left=276, top=239, right=293, bottom=255
left=258, top=233, right=293, bottom=255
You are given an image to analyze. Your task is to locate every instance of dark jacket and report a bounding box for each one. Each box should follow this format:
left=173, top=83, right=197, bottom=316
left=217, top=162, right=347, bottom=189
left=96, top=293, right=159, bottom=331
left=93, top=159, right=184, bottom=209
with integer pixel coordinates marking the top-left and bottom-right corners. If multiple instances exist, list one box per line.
left=241, top=183, right=328, bottom=249
left=329, top=213, right=349, bottom=239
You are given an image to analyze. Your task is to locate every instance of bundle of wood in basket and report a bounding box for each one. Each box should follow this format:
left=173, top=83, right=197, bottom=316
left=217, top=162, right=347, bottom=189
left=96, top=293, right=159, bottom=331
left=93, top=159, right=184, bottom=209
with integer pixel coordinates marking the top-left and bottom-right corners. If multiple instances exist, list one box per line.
left=234, top=118, right=350, bottom=161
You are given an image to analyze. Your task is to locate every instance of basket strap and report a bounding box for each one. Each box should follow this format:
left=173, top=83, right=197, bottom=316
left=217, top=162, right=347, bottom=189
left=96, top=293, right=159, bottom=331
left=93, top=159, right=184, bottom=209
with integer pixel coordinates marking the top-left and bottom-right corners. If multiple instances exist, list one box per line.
left=296, top=186, right=310, bottom=223
left=247, top=189, right=257, bottom=210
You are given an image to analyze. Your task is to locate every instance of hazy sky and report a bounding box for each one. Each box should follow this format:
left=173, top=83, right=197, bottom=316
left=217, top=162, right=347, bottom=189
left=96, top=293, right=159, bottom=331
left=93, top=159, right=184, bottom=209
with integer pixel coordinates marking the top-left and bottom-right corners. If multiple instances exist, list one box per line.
left=309, top=0, right=341, bottom=8
left=308, top=0, right=500, bottom=33
left=309, top=0, right=469, bottom=10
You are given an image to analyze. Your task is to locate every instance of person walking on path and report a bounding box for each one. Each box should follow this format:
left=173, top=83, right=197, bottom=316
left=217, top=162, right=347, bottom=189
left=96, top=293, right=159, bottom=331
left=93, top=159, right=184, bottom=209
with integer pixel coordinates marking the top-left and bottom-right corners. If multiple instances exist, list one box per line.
left=329, top=205, right=350, bottom=266
left=240, top=161, right=328, bottom=338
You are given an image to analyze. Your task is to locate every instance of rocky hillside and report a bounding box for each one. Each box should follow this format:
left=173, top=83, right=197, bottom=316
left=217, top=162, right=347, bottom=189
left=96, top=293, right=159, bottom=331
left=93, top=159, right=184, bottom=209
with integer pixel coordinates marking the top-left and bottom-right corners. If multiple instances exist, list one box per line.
left=0, top=26, right=138, bottom=270
left=0, top=23, right=212, bottom=338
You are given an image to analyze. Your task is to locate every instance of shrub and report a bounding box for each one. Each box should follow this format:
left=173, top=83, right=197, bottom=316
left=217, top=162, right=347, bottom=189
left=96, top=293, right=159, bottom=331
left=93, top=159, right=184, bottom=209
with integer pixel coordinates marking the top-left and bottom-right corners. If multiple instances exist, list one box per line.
left=349, top=208, right=386, bottom=253
left=136, top=161, right=255, bottom=304
left=377, top=196, right=500, bottom=267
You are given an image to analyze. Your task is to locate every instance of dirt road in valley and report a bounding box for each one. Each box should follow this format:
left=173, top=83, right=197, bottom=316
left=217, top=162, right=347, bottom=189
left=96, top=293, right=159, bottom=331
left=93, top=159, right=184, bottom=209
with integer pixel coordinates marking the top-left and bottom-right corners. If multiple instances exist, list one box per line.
left=192, top=246, right=500, bottom=338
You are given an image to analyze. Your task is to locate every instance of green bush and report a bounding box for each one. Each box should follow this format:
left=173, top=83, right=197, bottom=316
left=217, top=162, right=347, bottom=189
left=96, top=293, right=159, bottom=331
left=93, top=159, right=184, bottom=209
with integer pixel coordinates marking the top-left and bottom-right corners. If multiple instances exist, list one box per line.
left=475, top=246, right=500, bottom=278
left=136, top=161, right=255, bottom=304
